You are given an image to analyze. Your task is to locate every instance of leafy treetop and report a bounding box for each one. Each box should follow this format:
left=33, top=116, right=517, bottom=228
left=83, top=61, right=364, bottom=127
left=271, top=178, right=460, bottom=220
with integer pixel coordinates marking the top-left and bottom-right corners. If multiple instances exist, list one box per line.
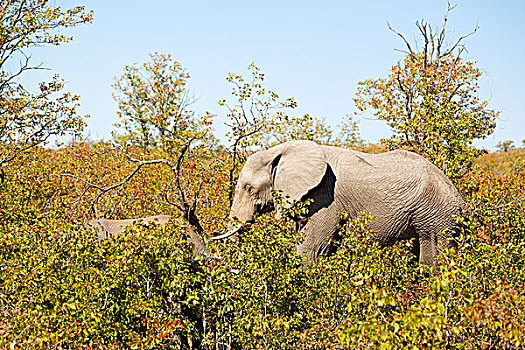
left=112, top=52, right=213, bottom=154
left=0, top=0, right=92, bottom=173
left=354, top=3, right=498, bottom=179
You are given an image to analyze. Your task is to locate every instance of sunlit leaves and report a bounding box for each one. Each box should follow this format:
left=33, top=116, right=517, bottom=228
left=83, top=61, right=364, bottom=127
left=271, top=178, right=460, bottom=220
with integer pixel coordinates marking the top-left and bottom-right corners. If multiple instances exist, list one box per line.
left=0, top=0, right=92, bottom=171
left=221, top=63, right=340, bottom=153
left=112, top=53, right=213, bottom=153
left=1, top=140, right=525, bottom=349
left=0, top=75, right=87, bottom=167
left=355, top=51, right=498, bottom=179
left=0, top=0, right=92, bottom=56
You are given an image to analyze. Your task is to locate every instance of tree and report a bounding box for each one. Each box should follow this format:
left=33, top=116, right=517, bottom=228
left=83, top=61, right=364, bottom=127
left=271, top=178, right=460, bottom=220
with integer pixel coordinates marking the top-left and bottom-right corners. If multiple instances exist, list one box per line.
left=354, top=3, right=498, bottom=179
left=334, top=113, right=365, bottom=150
left=112, top=52, right=202, bottom=152
left=495, top=140, right=515, bottom=153
left=0, top=0, right=92, bottom=175
left=219, top=63, right=335, bottom=206
left=65, top=53, right=216, bottom=233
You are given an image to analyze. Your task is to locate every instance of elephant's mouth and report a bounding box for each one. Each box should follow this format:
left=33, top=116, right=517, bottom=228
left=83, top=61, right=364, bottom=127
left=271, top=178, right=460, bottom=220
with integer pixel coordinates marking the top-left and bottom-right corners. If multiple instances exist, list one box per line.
left=256, top=201, right=274, bottom=214
left=211, top=200, right=274, bottom=241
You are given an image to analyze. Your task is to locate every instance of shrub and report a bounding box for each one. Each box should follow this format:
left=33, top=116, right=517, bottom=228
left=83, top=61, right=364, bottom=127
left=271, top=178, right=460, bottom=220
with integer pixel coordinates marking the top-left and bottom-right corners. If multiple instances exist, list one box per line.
left=1, top=144, right=524, bottom=349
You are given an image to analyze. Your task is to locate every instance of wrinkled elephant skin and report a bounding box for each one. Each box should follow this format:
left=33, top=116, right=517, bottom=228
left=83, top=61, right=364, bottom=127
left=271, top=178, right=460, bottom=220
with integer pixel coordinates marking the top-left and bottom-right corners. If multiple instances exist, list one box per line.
left=226, top=140, right=466, bottom=265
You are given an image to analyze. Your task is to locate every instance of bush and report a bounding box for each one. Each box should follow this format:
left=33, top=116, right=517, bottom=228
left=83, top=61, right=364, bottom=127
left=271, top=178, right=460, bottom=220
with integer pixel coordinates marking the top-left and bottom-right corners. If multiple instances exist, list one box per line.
left=1, top=219, right=205, bottom=349
left=1, top=144, right=524, bottom=349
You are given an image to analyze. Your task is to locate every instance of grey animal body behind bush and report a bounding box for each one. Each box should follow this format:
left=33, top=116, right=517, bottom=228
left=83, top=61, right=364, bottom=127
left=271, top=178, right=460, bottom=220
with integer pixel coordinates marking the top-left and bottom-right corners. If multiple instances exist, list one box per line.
left=222, top=140, right=466, bottom=265
left=86, top=215, right=207, bottom=257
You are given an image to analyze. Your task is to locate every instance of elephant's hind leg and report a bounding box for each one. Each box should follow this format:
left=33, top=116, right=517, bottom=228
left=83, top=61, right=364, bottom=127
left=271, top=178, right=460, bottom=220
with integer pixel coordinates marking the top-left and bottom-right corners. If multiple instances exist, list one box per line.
left=415, top=218, right=459, bottom=265
left=417, top=234, right=438, bottom=266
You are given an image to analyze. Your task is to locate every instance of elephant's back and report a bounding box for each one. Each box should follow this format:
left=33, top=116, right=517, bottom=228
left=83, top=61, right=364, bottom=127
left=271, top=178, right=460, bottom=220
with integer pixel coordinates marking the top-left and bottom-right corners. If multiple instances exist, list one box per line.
left=336, top=148, right=462, bottom=217
left=360, top=150, right=454, bottom=186
left=369, top=150, right=465, bottom=232
left=381, top=150, right=463, bottom=202
left=320, top=145, right=463, bottom=205
left=327, top=148, right=435, bottom=187
left=367, top=149, right=434, bottom=169
left=367, top=150, right=463, bottom=203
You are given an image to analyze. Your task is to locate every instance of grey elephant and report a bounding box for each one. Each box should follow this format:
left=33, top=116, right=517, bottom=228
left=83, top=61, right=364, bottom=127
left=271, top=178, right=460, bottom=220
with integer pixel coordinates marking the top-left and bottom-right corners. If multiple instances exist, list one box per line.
left=212, top=140, right=465, bottom=265
left=86, top=215, right=207, bottom=257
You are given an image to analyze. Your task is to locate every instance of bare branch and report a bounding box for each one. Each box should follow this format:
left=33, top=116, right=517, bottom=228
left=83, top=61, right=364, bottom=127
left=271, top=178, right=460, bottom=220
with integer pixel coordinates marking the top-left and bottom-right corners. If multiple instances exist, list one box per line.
left=60, top=153, right=174, bottom=214
left=436, top=1, right=453, bottom=59
left=416, top=21, right=430, bottom=68
left=441, top=22, right=479, bottom=59
left=388, top=21, right=415, bottom=58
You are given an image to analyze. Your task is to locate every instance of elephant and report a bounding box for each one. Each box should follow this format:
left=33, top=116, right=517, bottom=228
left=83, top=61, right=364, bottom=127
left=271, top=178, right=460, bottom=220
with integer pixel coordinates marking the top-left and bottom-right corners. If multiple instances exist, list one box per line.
left=212, top=140, right=465, bottom=265
left=86, top=215, right=207, bottom=257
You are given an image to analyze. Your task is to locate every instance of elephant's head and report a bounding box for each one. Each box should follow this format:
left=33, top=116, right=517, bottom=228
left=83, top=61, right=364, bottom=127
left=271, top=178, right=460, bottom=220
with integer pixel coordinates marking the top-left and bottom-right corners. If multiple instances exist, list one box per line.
left=213, top=140, right=335, bottom=240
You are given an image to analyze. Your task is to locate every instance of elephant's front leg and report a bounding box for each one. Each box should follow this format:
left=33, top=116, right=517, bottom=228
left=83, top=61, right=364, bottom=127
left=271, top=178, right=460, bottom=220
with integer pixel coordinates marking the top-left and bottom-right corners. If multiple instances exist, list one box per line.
left=296, top=207, right=342, bottom=263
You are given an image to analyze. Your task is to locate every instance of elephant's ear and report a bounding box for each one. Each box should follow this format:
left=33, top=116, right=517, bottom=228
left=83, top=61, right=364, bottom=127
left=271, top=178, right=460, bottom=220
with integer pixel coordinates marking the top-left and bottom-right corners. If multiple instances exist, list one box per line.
left=271, top=140, right=327, bottom=209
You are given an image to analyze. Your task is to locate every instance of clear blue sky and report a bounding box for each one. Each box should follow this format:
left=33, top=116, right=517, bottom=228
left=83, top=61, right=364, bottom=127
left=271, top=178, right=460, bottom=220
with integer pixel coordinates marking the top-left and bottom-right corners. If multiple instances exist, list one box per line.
left=28, top=0, right=525, bottom=148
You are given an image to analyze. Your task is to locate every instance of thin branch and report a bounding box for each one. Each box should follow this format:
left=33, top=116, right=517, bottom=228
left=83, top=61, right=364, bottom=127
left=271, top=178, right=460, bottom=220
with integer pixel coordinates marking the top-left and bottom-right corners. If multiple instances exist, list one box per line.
left=440, top=22, right=478, bottom=59
left=436, top=1, right=454, bottom=59
left=61, top=156, right=173, bottom=213
left=388, top=21, right=416, bottom=58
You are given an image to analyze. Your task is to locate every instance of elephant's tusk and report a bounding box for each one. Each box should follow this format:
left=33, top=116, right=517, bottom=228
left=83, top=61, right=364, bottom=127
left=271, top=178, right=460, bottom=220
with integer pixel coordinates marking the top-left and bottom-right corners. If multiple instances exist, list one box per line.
left=210, top=223, right=244, bottom=241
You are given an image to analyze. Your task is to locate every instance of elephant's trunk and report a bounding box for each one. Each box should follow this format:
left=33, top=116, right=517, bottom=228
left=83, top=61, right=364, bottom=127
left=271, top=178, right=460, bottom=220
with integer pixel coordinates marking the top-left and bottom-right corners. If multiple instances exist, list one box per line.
left=229, top=190, right=256, bottom=223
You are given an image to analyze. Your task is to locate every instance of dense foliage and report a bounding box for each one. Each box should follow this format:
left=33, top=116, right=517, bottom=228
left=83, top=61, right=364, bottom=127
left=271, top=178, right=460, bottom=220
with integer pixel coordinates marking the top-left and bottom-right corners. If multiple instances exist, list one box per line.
left=2, top=1, right=523, bottom=349
left=0, top=0, right=92, bottom=170
left=1, top=142, right=524, bottom=349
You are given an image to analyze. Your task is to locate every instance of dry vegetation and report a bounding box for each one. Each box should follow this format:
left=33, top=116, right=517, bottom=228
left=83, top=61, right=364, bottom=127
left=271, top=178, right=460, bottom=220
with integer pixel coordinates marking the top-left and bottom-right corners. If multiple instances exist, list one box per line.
left=1, top=1, right=524, bottom=349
